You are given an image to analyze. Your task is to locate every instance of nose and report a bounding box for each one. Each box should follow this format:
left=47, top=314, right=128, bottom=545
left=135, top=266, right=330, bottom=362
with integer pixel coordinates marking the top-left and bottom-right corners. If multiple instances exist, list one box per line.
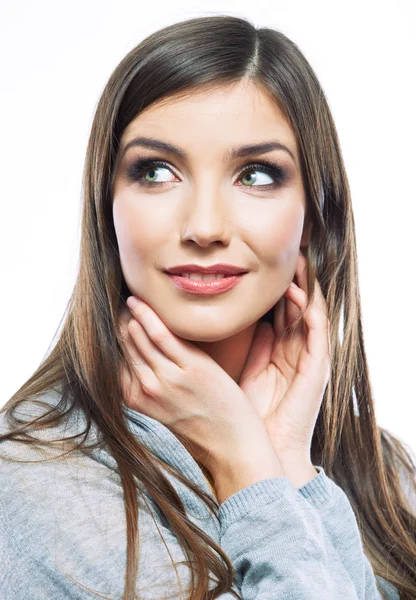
left=181, top=184, right=233, bottom=247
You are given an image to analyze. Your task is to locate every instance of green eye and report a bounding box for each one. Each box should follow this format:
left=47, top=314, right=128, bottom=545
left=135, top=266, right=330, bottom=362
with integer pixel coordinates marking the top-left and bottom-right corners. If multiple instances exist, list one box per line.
left=127, top=157, right=289, bottom=190
left=240, top=169, right=275, bottom=187
left=143, top=166, right=172, bottom=184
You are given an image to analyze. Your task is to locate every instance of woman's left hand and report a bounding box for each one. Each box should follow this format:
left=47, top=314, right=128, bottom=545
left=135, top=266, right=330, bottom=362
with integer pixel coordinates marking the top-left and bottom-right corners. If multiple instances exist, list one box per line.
left=239, top=249, right=331, bottom=467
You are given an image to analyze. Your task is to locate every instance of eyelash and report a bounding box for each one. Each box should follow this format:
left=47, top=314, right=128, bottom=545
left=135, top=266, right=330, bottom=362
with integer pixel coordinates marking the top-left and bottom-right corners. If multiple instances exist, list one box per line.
left=126, top=157, right=289, bottom=191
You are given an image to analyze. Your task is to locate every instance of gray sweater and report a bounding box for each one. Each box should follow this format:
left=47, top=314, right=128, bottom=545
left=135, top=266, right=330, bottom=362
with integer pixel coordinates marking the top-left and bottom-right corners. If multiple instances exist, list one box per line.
left=0, top=389, right=401, bottom=599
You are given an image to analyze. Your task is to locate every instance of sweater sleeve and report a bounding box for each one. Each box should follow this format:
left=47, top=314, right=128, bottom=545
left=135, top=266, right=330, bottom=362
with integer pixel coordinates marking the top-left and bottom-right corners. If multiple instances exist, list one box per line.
left=297, top=466, right=400, bottom=599
left=218, top=469, right=386, bottom=599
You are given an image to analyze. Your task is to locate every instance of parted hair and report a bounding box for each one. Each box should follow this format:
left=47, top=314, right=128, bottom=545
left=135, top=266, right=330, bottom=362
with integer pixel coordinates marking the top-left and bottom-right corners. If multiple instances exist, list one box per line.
left=1, top=14, right=415, bottom=600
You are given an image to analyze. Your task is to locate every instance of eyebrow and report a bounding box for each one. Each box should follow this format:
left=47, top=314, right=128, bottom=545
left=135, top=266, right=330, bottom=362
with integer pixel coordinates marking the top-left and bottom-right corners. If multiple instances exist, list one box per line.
left=120, top=136, right=296, bottom=165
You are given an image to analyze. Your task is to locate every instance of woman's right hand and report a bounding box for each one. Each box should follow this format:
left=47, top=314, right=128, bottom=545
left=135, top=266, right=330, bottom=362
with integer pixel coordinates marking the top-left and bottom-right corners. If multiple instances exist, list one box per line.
left=117, top=297, right=284, bottom=502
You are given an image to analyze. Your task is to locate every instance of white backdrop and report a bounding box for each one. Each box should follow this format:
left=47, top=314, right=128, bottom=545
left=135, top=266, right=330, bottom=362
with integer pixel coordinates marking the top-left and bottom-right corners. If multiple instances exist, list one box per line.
left=1, top=0, right=415, bottom=457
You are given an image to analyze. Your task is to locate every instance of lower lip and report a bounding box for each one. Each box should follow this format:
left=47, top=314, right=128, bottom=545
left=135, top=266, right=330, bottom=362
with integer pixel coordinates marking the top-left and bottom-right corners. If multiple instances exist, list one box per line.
left=165, top=273, right=246, bottom=295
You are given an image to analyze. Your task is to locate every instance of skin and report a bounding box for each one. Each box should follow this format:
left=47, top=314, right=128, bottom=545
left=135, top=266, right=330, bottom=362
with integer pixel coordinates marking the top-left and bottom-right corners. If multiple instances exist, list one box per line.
left=112, top=80, right=312, bottom=386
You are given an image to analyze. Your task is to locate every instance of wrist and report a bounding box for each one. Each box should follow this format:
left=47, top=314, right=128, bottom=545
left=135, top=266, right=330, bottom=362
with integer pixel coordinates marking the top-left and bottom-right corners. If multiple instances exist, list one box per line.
left=279, top=460, right=318, bottom=489
left=212, top=443, right=286, bottom=504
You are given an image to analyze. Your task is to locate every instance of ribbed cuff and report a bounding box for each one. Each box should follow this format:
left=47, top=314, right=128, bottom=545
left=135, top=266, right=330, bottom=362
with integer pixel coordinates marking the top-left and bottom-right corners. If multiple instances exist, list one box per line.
left=297, top=465, right=334, bottom=507
left=218, top=476, right=297, bottom=531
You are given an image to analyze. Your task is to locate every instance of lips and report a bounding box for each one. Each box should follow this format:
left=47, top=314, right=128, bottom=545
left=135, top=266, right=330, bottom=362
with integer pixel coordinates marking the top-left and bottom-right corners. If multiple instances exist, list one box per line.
left=176, top=273, right=232, bottom=280
left=166, top=272, right=246, bottom=295
left=165, top=263, right=248, bottom=276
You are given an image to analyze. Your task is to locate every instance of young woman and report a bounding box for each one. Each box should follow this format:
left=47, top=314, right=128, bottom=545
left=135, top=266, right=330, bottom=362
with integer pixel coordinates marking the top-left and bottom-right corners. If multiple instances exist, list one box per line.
left=1, top=14, right=415, bottom=600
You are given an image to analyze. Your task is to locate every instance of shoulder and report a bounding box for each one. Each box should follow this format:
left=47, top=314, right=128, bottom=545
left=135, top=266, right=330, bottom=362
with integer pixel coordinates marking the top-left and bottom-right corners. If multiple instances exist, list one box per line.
left=376, top=575, right=401, bottom=600
left=0, top=388, right=116, bottom=526
left=0, top=390, right=192, bottom=599
left=0, top=387, right=163, bottom=528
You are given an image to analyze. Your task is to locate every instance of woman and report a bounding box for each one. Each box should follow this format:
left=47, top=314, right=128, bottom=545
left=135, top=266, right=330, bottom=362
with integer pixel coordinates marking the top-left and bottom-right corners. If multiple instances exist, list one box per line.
left=1, top=14, right=415, bottom=600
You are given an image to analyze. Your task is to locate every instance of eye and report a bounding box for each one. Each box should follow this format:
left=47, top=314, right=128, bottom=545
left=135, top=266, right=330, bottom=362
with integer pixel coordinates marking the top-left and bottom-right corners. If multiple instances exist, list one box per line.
left=126, top=157, right=289, bottom=190
left=236, top=162, right=288, bottom=189
left=126, top=159, right=175, bottom=186
left=239, top=169, right=274, bottom=187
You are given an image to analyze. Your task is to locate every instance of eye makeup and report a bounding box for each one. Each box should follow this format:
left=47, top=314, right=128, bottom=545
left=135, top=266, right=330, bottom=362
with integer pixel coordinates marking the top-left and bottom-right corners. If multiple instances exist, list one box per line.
left=125, top=155, right=291, bottom=191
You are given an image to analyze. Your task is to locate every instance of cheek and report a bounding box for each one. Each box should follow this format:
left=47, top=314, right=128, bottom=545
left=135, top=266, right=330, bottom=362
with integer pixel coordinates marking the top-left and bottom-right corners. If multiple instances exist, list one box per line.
left=113, top=194, right=169, bottom=263
left=246, top=204, right=305, bottom=266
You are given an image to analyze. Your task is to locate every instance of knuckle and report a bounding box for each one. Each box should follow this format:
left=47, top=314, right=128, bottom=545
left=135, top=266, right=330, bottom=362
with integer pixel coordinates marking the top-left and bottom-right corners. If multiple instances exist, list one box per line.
left=186, top=363, right=206, bottom=383
left=139, top=374, right=159, bottom=397
left=127, top=318, right=140, bottom=332
left=152, top=329, right=169, bottom=346
left=163, top=366, right=183, bottom=387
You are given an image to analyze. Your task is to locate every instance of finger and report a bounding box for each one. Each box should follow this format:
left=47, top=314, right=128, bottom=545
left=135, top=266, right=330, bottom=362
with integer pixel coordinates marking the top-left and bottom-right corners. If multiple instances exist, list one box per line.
left=284, top=281, right=329, bottom=360
left=296, top=253, right=327, bottom=318
left=127, top=317, right=173, bottom=377
left=295, top=252, right=308, bottom=294
left=274, top=294, right=286, bottom=340
left=286, top=253, right=307, bottom=327
left=117, top=305, right=134, bottom=342
left=127, top=298, right=188, bottom=368
left=120, top=324, right=160, bottom=409
left=285, top=286, right=303, bottom=332
left=124, top=321, right=158, bottom=383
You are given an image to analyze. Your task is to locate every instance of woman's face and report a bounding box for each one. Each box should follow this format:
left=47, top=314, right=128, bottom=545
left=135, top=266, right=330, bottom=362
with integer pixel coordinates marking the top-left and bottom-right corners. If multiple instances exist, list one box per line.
left=112, top=81, right=309, bottom=342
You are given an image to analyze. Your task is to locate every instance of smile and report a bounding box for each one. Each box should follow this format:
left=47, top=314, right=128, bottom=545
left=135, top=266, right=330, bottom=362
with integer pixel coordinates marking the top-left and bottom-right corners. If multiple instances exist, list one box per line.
left=165, top=273, right=246, bottom=295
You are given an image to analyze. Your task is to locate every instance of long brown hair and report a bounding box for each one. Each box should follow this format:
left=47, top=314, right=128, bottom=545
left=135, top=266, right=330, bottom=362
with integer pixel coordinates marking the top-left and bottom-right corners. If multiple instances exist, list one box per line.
left=1, top=14, right=415, bottom=600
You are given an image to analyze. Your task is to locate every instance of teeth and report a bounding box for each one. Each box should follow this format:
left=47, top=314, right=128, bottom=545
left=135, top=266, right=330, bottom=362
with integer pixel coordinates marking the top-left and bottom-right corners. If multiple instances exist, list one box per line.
left=180, top=273, right=227, bottom=281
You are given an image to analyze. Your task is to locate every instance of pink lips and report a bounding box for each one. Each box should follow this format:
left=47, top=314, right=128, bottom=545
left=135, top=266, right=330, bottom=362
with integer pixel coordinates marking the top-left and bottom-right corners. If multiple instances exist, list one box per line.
left=166, top=273, right=246, bottom=295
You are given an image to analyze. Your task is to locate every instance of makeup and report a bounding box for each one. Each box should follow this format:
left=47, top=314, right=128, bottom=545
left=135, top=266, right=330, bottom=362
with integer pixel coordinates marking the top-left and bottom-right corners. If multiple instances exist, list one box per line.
left=166, top=273, right=246, bottom=295
left=126, top=156, right=290, bottom=191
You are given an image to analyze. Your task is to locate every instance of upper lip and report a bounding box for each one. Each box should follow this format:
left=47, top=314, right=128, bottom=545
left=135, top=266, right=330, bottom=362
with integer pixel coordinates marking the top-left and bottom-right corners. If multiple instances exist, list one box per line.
left=165, top=263, right=248, bottom=275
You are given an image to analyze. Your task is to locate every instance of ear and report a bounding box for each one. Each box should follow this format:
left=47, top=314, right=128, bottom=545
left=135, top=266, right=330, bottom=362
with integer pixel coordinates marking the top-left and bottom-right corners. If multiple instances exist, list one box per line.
left=300, top=220, right=312, bottom=249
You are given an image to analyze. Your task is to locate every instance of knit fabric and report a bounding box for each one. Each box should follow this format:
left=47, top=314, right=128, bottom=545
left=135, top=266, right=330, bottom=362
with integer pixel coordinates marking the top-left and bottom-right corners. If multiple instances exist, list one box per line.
left=0, top=388, right=401, bottom=599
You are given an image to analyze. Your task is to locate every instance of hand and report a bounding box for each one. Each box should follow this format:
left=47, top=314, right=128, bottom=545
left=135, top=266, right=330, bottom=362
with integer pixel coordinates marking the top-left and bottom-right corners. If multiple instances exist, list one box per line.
left=238, top=250, right=331, bottom=466
left=116, top=298, right=276, bottom=480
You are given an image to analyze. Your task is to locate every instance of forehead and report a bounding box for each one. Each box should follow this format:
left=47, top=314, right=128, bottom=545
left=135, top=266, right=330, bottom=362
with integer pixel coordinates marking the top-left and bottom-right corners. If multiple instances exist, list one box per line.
left=120, top=82, right=298, bottom=163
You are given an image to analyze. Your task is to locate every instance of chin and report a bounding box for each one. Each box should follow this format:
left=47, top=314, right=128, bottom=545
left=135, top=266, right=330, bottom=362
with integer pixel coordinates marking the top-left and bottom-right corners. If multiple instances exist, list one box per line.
left=168, top=321, right=249, bottom=343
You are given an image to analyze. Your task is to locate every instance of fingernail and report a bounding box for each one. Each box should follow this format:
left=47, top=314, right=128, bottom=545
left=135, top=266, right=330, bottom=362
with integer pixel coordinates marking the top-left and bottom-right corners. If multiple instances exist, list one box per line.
left=127, top=296, right=138, bottom=310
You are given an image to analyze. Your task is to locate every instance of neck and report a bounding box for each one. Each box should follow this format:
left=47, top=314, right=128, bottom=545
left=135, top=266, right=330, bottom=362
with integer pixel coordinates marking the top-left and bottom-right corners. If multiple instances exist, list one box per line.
left=190, top=321, right=258, bottom=384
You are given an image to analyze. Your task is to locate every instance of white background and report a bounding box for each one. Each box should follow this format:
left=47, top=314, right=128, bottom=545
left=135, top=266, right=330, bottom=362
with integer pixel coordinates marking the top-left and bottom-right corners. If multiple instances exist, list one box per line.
left=1, top=0, right=415, bottom=457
